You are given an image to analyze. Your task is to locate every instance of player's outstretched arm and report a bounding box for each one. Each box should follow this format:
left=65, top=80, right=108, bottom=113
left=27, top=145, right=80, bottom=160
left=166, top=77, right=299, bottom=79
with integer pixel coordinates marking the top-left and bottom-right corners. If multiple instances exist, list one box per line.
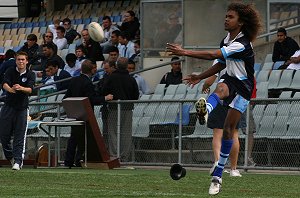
left=166, top=43, right=223, bottom=60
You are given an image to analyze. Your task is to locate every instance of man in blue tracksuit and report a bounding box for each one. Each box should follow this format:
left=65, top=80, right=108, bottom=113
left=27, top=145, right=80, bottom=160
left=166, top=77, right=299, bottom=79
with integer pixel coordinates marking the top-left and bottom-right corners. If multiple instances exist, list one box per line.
left=0, top=51, right=35, bottom=170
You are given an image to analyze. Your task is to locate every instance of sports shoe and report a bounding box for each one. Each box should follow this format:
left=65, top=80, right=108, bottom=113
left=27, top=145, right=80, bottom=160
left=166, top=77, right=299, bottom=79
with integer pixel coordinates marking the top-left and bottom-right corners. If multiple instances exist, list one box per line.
left=209, top=161, right=218, bottom=176
left=209, top=176, right=222, bottom=195
left=12, top=163, right=20, bottom=171
left=230, top=169, right=242, bottom=177
left=247, top=157, right=256, bottom=167
left=195, top=97, right=208, bottom=125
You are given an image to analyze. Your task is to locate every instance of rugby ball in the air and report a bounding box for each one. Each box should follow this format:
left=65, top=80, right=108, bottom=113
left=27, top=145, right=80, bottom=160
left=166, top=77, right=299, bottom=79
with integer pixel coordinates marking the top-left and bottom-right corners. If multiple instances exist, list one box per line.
left=88, top=22, right=104, bottom=42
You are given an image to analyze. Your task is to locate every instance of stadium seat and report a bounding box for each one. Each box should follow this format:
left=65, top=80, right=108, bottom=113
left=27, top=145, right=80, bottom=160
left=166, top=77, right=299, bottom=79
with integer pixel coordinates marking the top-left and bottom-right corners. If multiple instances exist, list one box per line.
left=11, top=23, right=19, bottom=28
left=4, top=23, right=11, bottom=29
left=289, top=104, right=300, bottom=121
left=261, top=62, right=274, bottom=70
left=273, top=61, right=285, bottom=70
left=281, top=117, right=300, bottom=139
left=267, top=70, right=282, bottom=89
left=0, top=46, right=4, bottom=53
left=38, top=21, right=46, bottom=27
left=132, top=117, right=152, bottom=138
left=25, top=27, right=33, bottom=35
left=276, top=70, right=294, bottom=90
left=276, top=103, right=291, bottom=116
left=269, top=116, right=288, bottom=139
left=173, top=84, right=187, bottom=100
left=255, top=115, right=276, bottom=138
left=289, top=70, right=300, bottom=90
left=256, top=70, right=270, bottom=83
left=264, top=53, right=273, bottom=63
left=254, top=63, right=262, bottom=72
left=263, top=104, right=278, bottom=116
left=83, top=18, right=91, bottom=25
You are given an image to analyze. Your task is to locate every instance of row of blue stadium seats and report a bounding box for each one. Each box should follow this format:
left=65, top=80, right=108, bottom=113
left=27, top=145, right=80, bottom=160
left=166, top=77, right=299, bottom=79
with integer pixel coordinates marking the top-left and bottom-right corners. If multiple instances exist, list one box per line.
left=0, top=15, right=123, bottom=30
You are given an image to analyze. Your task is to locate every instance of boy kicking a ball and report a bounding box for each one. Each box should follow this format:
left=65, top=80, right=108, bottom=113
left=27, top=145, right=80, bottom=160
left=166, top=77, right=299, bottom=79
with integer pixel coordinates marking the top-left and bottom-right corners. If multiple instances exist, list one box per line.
left=167, top=2, right=261, bottom=195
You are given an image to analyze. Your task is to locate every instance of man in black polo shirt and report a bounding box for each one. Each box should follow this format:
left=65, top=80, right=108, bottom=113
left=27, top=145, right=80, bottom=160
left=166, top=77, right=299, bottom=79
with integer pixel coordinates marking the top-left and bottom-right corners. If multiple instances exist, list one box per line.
left=0, top=51, right=36, bottom=170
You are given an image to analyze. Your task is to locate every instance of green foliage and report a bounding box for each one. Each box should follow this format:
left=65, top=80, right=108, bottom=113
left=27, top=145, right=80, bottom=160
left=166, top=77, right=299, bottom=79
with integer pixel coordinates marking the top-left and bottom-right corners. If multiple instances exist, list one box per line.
left=0, top=168, right=299, bottom=197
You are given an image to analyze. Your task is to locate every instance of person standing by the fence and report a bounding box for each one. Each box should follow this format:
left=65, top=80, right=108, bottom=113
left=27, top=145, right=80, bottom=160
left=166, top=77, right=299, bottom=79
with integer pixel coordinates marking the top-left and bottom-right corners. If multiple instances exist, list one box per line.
left=167, top=2, right=261, bottom=195
left=0, top=52, right=35, bottom=170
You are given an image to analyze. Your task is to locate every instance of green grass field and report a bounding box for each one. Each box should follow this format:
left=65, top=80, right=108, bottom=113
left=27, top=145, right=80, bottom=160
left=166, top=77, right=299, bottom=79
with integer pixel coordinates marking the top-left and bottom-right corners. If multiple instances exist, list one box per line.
left=0, top=167, right=299, bottom=198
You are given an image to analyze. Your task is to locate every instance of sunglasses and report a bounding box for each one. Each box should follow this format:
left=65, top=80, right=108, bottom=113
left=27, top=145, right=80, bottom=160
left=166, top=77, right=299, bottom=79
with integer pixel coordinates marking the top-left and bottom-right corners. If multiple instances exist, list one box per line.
left=45, top=35, right=52, bottom=38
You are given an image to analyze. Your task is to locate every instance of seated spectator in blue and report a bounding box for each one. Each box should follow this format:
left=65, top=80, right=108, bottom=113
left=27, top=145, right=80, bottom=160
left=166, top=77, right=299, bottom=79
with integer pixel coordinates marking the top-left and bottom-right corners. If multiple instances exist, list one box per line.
left=42, top=60, right=71, bottom=91
left=18, top=34, right=39, bottom=67
left=75, top=45, right=86, bottom=69
left=63, top=18, right=81, bottom=45
left=0, top=50, right=16, bottom=95
left=100, top=16, right=119, bottom=51
left=127, top=60, right=150, bottom=97
left=64, top=53, right=81, bottom=76
left=160, top=56, right=182, bottom=87
left=39, top=66, right=57, bottom=95
left=118, top=32, right=135, bottom=59
left=272, top=27, right=299, bottom=63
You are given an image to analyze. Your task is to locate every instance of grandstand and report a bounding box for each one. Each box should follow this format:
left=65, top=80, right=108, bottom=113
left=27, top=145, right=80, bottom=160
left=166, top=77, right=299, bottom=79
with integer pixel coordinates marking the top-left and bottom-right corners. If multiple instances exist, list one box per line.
left=0, top=0, right=300, bottom=171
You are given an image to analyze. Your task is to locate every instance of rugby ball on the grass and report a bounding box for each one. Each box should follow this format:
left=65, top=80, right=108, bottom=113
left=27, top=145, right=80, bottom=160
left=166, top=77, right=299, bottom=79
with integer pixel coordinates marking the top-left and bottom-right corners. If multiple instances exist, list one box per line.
left=88, top=22, right=104, bottom=42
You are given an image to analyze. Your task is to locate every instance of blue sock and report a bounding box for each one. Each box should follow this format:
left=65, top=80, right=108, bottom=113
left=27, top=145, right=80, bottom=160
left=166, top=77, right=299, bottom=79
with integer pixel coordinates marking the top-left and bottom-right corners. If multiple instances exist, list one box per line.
left=213, top=139, right=233, bottom=178
left=207, top=93, right=221, bottom=114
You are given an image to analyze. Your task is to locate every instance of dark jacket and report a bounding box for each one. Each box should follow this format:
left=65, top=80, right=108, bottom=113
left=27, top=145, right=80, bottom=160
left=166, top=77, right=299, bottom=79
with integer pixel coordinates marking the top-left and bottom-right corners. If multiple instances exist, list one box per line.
left=53, top=69, right=72, bottom=91
left=103, top=69, right=139, bottom=110
left=119, top=17, right=140, bottom=40
left=160, top=70, right=182, bottom=87
left=64, top=73, right=106, bottom=106
left=18, top=42, right=40, bottom=66
left=0, top=58, right=16, bottom=83
left=84, top=39, right=104, bottom=62
left=65, top=28, right=81, bottom=44
left=272, top=37, right=299, bottom=62
left=2, top=67, right=35, bottom=110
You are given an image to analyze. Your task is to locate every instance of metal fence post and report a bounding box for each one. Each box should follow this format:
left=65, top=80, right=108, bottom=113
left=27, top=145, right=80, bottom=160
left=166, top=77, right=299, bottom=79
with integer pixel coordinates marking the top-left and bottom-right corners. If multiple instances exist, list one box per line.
left=178, top=102, right=183, bottom=164
left=117, top=100, right=121, bottom=159
left=244, top=103, right=250, bottom=170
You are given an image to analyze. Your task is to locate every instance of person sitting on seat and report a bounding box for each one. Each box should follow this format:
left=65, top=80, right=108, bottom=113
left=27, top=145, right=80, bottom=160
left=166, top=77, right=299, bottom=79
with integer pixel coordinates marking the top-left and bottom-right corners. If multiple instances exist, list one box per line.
left=160, top=56, right=182, bottom=87
left=272, top=27, right=299, bottom=63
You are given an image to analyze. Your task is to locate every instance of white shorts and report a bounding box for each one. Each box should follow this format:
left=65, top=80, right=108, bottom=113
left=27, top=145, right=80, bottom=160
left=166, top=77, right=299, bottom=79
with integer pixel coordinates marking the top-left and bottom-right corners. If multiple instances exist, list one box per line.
left=229, top=94, right=249, bottom=113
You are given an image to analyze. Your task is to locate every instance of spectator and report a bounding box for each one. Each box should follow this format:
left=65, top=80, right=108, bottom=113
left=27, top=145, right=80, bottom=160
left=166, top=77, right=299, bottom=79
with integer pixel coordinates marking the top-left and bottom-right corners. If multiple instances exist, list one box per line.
left=48, top=18, right=62, bottom=39
left=64, top=53, right=80, bottom=76
left=118, top=32, right=135, bottom=59
left=96, top=60, right=116, bottom=147
left=103, top=57, right=139, bottom=161
left=0, top=50, right=17, bottom=87
left=63, top=18, right=81, bottom=44
left=75, top=45, right=87, bottom=69
left=272, top=27, right=299, bottom=63
left=160, top=56, right=182, bottom=87
left=37, top=43, right=65, bottom=78
left=18, top=34, right=39, bottom=67
left=53, top=26, right=68, bottom=50
left=37, top=32, right=58, bottom=56
left=279, top=50, right=300, bottom=70
left=108, top=46, right=119, bottom=62
left=167, top=13, right=182, bottom=43
left=101, top=16, right=119, bottom=48
left=127, top=60, right=150, bottom=97
left=130, top=40, right=141, bottom=69
left=0, top=51, right=35, bottom=170
left=119, top=10, right=140, bottom=40
left=81, top=29, right=105, bottom=62
left=42, top=60, right=71, bottom=91
left=64, top=59, right=113, bottom=167
left=102, top=30, right=121, bottom=54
